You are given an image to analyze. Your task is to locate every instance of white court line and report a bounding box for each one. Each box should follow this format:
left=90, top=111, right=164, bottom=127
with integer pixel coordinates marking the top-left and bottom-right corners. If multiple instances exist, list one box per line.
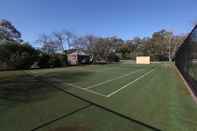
left=78, top=66, right=128, bottom=73
left=86, top=69, right=144, bottom=89
left=63, top=82, right=108, bottom=97
left=106, top=68, right=155, bottom=98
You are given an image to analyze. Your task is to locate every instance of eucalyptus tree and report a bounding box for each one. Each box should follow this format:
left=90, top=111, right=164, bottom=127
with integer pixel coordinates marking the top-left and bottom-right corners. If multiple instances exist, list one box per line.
left=0, top=19, right=22, bottom=42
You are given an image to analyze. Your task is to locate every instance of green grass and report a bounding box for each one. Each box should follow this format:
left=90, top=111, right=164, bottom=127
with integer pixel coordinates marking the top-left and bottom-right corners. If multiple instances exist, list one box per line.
left=0, top=62, right=197, bottom=131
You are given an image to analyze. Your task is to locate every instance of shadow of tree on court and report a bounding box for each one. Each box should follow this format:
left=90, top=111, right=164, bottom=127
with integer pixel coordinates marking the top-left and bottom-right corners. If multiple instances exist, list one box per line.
left=43, top=70, right=94, bottom=83
left=0, top=74, right=58, bottom=102
left=0, top=70, right=93, bottom=102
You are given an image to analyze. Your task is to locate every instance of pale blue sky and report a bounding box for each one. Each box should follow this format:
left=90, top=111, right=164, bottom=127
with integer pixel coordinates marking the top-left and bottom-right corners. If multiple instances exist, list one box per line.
left=0, top=0, right=197, bottom=47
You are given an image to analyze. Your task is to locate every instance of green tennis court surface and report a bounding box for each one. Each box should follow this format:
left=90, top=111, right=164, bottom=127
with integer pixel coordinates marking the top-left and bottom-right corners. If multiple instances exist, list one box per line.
left=0, top=62, right=197, bottom=131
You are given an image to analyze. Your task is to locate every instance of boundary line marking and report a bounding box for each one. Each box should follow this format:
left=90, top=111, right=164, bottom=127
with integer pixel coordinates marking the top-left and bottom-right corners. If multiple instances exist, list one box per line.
left=50, top=81, right=161, bottom=131
left=27, top=70, right=161, bottom=131
left=63, top=82, right=108, bottom=97
left=78, top=66, right=140, bottom=74
left=31, top=104, right=92, bottom=131
left=86, top=69, right=144, bottom=89
left=106, top=68, right=155, bottom=97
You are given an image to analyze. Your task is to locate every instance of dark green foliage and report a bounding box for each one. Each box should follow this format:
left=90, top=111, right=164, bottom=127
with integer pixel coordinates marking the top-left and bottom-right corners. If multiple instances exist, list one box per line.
left=0, top=40, right=67, bottom=70
left=117, top=44, right=131, bottom=59
left=16, top=43, right=39, bottom=69
left=38, top=53, right=67, bottom=68
left=48, top=55, right=63, bottom=67
left=0, top=32, right=6, bottom=40
left=37, top=53, right=50, bottom=68
left=0, top=19, right=22, bottom=42
left=62, top=50, right=68, bottom=65
left=0, top=40, right=39, bottom=70
left=107, top=53, right=120, bottom=62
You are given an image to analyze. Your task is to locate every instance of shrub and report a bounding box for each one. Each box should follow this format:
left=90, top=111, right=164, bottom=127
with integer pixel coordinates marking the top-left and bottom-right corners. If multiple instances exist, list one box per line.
left=0, top=40, right=39, bottom=70
left=48, top=55, right=62, bottom=67
left=38, top=53, right=67, bottom=68
left=107, top=53, right=120, bottom=62
left=37, top=53, right=50, bottom=68
left=16, top=43, right=39, bottom=69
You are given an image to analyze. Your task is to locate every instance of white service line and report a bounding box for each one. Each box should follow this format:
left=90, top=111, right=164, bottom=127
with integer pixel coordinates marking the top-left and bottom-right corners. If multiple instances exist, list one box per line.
left=79, top=66, right=125, bottom=73
left=63, top=82, right=108, bottom=97
left=86, top=69, right=144, bottom=89
left=106, top=68, right=155, bottom=98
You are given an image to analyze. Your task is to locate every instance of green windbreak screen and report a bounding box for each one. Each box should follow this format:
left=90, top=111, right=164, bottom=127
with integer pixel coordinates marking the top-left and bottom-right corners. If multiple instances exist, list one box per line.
left=175, top=25, right=197, bottom=92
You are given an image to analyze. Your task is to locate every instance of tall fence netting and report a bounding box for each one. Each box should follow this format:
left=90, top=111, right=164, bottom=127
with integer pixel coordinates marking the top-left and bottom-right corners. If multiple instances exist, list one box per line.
left=175, top=25, right=197, bottom=94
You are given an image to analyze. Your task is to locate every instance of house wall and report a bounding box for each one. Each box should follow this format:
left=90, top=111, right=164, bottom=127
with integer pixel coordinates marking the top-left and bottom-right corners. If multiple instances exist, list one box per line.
left=136, top=56, right=150, bottom=64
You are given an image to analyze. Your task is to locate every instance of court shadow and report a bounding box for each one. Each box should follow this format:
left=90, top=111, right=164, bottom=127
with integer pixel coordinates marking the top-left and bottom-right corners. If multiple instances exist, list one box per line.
left=43, top=71, right=94, bottom=83
left=0, top=70, right=93, bottom=102
left=0, top=74, right=58, bottom=102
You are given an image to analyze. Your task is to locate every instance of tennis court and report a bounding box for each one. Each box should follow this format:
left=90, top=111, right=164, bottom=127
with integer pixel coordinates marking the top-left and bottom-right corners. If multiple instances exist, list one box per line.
left=29, top=63, right=156, bottom=99
left=0, top=62, right=197, bottom=131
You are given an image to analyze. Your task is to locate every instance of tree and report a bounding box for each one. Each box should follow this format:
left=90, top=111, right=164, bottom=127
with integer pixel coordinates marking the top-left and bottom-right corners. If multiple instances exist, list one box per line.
left=149, top=29, right=173, bottom=61
left=171, top=35, right=186, bottom=57
left=126, top=37, right=149, bottom=59
left=118, top=44, right=130, bottom=59
left=73, top=36, right=89, bottom=49
left=16, top=43, right=39, bottom=69
left=0, top=41, right=39, bottom=69
left=53, top=31, right=66, bottom=52
left=63, top=30, right=76, bottom=49
left=73, top=35, right=119, bottom=62
left=37, top=31, right=77, bottom=54
left=37, top=53, right=50, bottom=68
left=89, top=37, right=117, bottom=62
left=72, top=35, right=97, bottom=53
left=37, top=34, right=59, bottom=54
left=53, top=31, right=77, bottom=51
left=0, top=19, right=21, bottom=42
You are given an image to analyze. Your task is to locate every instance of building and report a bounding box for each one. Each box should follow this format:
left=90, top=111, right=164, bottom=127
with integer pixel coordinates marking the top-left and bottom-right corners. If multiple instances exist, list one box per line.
left=136, top=56, right=150, bottom=64
left=67, top=49, right=92, bottom=65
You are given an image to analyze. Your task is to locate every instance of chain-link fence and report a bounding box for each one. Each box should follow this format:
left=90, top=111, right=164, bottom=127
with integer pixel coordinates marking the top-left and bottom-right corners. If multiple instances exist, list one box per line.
left=175, top=25, right=197, bottom=95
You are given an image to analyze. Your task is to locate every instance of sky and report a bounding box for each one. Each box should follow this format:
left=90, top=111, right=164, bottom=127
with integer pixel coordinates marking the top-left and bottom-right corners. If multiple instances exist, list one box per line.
left=0, top=0, right=197, bottom=47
